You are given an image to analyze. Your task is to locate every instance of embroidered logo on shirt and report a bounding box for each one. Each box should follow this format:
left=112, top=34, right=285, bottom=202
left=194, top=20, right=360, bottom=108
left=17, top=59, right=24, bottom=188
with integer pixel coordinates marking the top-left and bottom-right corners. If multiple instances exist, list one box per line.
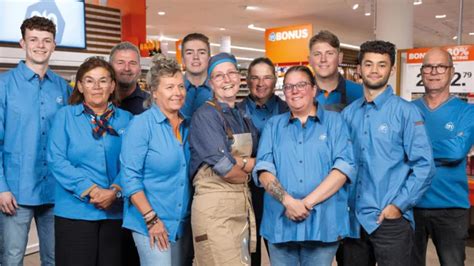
left=319, top=133, right=327, bottom=141
left=56, top=96, right=63, bottom=104
left=118, top=128, right=125, bottom=135
left=445, top=122, right=454, bottom=131
left=378, top=123, right=389, bottom=134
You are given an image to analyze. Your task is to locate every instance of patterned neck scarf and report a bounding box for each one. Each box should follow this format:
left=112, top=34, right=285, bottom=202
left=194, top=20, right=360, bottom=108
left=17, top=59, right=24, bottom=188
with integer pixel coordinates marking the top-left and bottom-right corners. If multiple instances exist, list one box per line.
left=82, top=102, right=118, bottom=139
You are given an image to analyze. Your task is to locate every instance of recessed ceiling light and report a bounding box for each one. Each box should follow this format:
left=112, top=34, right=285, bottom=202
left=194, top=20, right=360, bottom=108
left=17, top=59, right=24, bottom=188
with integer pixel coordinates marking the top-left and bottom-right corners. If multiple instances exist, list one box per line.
left=248, top=24, right=266, bottom=32
left=469, top=32, right=474, bottom=36
left=364, top=12, right=371, bottom=16
left=158, top=11, right=166, bottom=16
left=413, top=0, right=422, bottom=5
left=352, top=4, right=359, bottom=10
left=435, top=14, right=446, bottom=19
left=245, top=6, right=258, bottom=10
left=452, top=36, right=458, bottom=40
left=219, top=28, right=226, bottom=31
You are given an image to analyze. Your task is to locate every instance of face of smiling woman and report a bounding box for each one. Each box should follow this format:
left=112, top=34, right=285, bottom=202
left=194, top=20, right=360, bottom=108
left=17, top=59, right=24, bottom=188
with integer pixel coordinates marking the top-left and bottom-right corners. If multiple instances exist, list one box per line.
left=152, top=72, right=186, bottom=116
left=78, top=67, right=115, bottom=114
left=209, top=62, right=241, bottom=107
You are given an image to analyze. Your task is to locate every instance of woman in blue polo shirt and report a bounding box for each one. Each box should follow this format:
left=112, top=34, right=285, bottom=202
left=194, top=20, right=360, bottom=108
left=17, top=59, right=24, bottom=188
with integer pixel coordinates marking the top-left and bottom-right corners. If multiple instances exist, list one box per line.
left=48, top=57, right=132, bottom=265
left=253, top=65, right=356, bottom=266
left=120, top=56, right=192, bottom=266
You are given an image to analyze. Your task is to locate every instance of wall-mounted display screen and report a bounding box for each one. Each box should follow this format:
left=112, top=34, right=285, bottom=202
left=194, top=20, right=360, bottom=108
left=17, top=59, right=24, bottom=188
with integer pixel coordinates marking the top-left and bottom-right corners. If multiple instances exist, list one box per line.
left=0, top=0, right=86, bottom=49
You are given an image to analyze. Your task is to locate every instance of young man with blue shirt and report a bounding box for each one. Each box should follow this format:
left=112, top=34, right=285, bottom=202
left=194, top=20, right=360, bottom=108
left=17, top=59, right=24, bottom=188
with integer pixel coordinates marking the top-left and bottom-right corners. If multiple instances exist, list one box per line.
left=308, top=30, right=363, bottom=112
left=180, top=33, right=212, bottom=118
left=0, top=16, right=71, bottom=265
left=341, top=40, right=435, bottom=266
left=411, top=48, right=474, bottom=266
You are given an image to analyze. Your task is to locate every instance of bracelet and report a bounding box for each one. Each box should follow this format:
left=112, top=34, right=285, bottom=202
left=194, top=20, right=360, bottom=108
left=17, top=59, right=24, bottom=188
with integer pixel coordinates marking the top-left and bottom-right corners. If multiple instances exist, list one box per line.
left=146, top=215, right=160, bottom=229
left=143, top=209, right=154, bottom=217
left=144, top=211, right=156, bottom=222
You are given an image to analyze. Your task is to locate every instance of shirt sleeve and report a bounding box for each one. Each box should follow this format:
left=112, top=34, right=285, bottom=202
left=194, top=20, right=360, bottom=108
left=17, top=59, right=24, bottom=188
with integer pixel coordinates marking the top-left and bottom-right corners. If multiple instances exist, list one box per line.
left=391, top=104, right=435, bottom=213
left=0, top=79, right=9, bottom=192
left=189, top=106, right=236, bottom=177
left=120, top=116, right=149, bottom=197
left=47, top=108, right=96, bottom=200
left=252, top=118, right=277, bottom=187
left=330, top=114, right=357, bottom=183
left=431, top=106, right=474, bottom=166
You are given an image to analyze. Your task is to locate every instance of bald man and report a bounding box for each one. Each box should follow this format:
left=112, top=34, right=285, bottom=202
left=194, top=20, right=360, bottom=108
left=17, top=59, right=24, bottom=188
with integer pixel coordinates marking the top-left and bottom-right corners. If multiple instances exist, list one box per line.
left=411, top=48, right=474, bottom=266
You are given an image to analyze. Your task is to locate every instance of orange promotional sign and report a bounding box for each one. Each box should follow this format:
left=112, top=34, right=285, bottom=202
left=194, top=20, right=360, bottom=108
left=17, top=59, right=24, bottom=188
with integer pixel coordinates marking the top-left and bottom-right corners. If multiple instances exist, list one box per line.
left=175, top=40, right=183, bottom=66
left=406, top=45, right=474, bottom=63
left=265, top=24, right=312, bottom=64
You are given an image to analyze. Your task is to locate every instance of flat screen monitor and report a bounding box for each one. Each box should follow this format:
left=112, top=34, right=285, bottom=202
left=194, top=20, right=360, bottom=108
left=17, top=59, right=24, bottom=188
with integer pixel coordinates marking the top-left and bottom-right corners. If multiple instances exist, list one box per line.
left=0, top=0, right=86, bottom=49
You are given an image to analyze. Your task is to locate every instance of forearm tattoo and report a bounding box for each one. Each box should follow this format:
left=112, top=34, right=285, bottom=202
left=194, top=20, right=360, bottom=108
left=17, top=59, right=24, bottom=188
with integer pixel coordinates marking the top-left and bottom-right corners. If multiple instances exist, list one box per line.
left=266, top=179, right=286, bottom=203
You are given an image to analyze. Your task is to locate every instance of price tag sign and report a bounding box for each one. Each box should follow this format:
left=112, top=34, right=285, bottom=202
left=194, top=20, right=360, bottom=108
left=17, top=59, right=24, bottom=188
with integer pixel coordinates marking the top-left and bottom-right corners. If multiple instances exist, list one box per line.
left=402, top=45, right=474, bottom=96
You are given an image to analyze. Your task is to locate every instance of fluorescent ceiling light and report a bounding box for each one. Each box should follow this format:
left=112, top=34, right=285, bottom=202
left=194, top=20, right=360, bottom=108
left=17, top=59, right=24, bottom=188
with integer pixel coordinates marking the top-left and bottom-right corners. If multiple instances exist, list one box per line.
left=245, top=6, right=258, bottom=10
left=248, top=24, right=266, bottom=32
left=435, top=14, right=446, bottom=19
left=157, top=11, right=166, bottom=16
left=352, top=4, right=359, bottom=10
left=235, top=56, right=254, bottom=61
left=452, top=36, right=458, bottom=40
left=413, top=0, right=422, bottom=5
left=469, top=32, right=474, bottom=36
left=219, top=28, right=226, bottom=31
left=364, top=0, right=371, bottom=16
left=167, top=51, right=177, bottom=54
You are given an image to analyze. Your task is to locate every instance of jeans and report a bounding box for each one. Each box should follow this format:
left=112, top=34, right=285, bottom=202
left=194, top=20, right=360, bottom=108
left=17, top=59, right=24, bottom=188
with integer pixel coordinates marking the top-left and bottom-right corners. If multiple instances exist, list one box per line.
left=132, top=223, right=193, bottom=266
left=0, top=214, right=3, bottom=266
left=1, top=204, right=54, bottom=266
left=343, top=217, right=413, bottom=266
left=55, top=216, right=122, bottom=266
left=411, top=208, right=469, bottom=266
left=268, top=241, right=339, bottom=266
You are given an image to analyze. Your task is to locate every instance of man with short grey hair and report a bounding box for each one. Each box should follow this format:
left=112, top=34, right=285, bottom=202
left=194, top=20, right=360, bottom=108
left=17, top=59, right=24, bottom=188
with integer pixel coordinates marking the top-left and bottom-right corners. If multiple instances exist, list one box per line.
left=110, top=41, right=148, bottom=115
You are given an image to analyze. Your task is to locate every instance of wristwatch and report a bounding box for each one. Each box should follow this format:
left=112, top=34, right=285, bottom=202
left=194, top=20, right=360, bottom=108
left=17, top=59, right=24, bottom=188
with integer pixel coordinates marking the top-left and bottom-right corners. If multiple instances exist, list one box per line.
left=241, top=157, right=248, bottom=170
left=111, top=186, right=122, bottom=199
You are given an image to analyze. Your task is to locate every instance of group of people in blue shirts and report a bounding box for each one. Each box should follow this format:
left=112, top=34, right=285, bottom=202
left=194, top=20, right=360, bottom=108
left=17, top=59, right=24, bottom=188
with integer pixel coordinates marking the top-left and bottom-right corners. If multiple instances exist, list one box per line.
left=0, top=16, right=473, bottom=266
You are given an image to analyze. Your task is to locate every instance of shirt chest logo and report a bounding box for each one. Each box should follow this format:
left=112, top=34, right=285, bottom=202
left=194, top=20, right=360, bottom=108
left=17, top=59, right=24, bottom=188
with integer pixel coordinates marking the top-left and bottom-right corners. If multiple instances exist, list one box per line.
left=319, top=133, right=327, bottom=141
left=56, top=96, right=63, bottom=104
left=378, top=123, right=389, bottom=134
left=444, top=122, right=454, bottom=131
left=118, top=128, right=125, bottom=135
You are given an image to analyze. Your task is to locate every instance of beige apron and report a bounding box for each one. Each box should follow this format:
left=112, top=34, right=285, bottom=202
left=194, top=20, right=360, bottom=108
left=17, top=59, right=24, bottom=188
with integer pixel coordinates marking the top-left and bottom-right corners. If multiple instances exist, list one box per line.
left=191, top=131, right=257, bottom=266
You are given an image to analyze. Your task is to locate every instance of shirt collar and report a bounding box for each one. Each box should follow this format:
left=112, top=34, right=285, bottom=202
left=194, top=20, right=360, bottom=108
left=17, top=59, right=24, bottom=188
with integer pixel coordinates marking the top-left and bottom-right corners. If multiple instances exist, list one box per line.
left=74, top=102, right=117, bottom=116
left=359, top=85, right=394, bottom=109
left=287, top=101, right=322, bottom=125
left=184, top=75, right=211, bottom=90
left=316, top=74, right=345, bottom=94
left=151, top=103, right=185, bottom=123
left=246, top=94, right=278, bottom=110
left=18, top=60, right=51, bottom=81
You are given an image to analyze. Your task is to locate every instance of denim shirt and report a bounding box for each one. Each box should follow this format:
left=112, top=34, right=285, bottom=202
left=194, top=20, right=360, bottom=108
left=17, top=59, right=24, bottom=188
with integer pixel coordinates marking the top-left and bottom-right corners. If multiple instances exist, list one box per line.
left=414, top=97, right=474, bottom=209
left=181, top=78, right=212, bottom=118
left=237, top=94, right=289, bottom=133
left=189, top=101, right=258, bottom=178
left=252, top=105, right=356, bottom=243
left=342, top=86, right=435, bottom=235
left=121, top=104, right=191, bottom=240
left=0, top=61, right=71, bottom=205
left=47, top=104, right=132, bottom=220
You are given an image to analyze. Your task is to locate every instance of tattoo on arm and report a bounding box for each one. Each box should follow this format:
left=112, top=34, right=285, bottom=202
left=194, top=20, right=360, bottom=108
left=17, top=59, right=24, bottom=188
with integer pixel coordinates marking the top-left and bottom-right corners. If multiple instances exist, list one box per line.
left=266, top=179, right=286, bottom=203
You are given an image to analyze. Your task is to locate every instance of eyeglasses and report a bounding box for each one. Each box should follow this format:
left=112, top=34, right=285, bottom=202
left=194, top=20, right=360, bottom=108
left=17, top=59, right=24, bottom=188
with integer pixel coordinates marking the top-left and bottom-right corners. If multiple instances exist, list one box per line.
left=249, top=75, right=275, bottom=83
left=81, top=78, right=112, bottom=88
left=420, top=64, right=452, bottom=74
left=211, top=71, right=241, bottom=82
left=282, top=81, right=312, bottom=92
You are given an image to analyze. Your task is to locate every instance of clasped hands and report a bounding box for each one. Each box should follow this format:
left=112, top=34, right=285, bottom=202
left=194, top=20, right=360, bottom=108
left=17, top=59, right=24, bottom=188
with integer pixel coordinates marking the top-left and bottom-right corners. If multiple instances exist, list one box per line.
left=282, top=194, right=313, bottom=222
left=89, top=187, right=116, bottom=210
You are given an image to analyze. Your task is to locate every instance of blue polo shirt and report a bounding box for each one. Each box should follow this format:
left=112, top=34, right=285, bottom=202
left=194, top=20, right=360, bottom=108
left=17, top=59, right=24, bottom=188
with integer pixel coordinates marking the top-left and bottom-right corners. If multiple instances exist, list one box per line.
left=121, top=104, right=191, bottom=240
left=315, top=75, right=363, bottom=112
left=181, top=77, right=212, bottom=118
left=253, top=105, right=356, bottom=243
left=342, top=86, right=435, bottom=235
left=189, top=102, right=258, bottom=178
left=0, top=61, right=71, bottom=205
left=47, top=104, right=132, bottom=220
left=237, top=94, right=289, bottom=133
left=414, top=97, right=474, bottom=209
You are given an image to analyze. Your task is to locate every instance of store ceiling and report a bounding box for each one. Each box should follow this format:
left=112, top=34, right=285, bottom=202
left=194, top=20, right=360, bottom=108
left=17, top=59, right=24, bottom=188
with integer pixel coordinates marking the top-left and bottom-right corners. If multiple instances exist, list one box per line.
left=145, top=0, right=474, bottom=64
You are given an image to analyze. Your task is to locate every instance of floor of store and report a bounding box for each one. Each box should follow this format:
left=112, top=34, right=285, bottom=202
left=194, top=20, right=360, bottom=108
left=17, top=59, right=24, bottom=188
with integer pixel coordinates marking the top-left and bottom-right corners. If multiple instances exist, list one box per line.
left=23, top=237, right=474, bottom=266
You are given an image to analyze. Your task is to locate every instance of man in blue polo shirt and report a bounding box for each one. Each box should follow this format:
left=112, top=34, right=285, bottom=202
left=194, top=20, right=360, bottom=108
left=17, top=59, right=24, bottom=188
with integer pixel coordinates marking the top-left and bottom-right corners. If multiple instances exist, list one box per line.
left=308, top=30, right=363, bottom=112
left=411, top=48, right=474, bottom=266
left=0, top=16, right=71, bottom=265
left=180, top=33, right=212, bottom=117
left=341, top=40, right=435, bottom=266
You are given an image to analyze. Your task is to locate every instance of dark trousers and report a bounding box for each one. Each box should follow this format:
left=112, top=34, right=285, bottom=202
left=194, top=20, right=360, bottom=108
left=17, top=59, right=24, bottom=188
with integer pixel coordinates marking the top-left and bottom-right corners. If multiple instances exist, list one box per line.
left=250, top=182, right=269, bottom=266
left=411, top=208, right=469, bottom=266
left=343, top=217, right=413, bottom=266
left=55, top=216, right=123, bottom=266
left=122, top=228, right=140, bottom=266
